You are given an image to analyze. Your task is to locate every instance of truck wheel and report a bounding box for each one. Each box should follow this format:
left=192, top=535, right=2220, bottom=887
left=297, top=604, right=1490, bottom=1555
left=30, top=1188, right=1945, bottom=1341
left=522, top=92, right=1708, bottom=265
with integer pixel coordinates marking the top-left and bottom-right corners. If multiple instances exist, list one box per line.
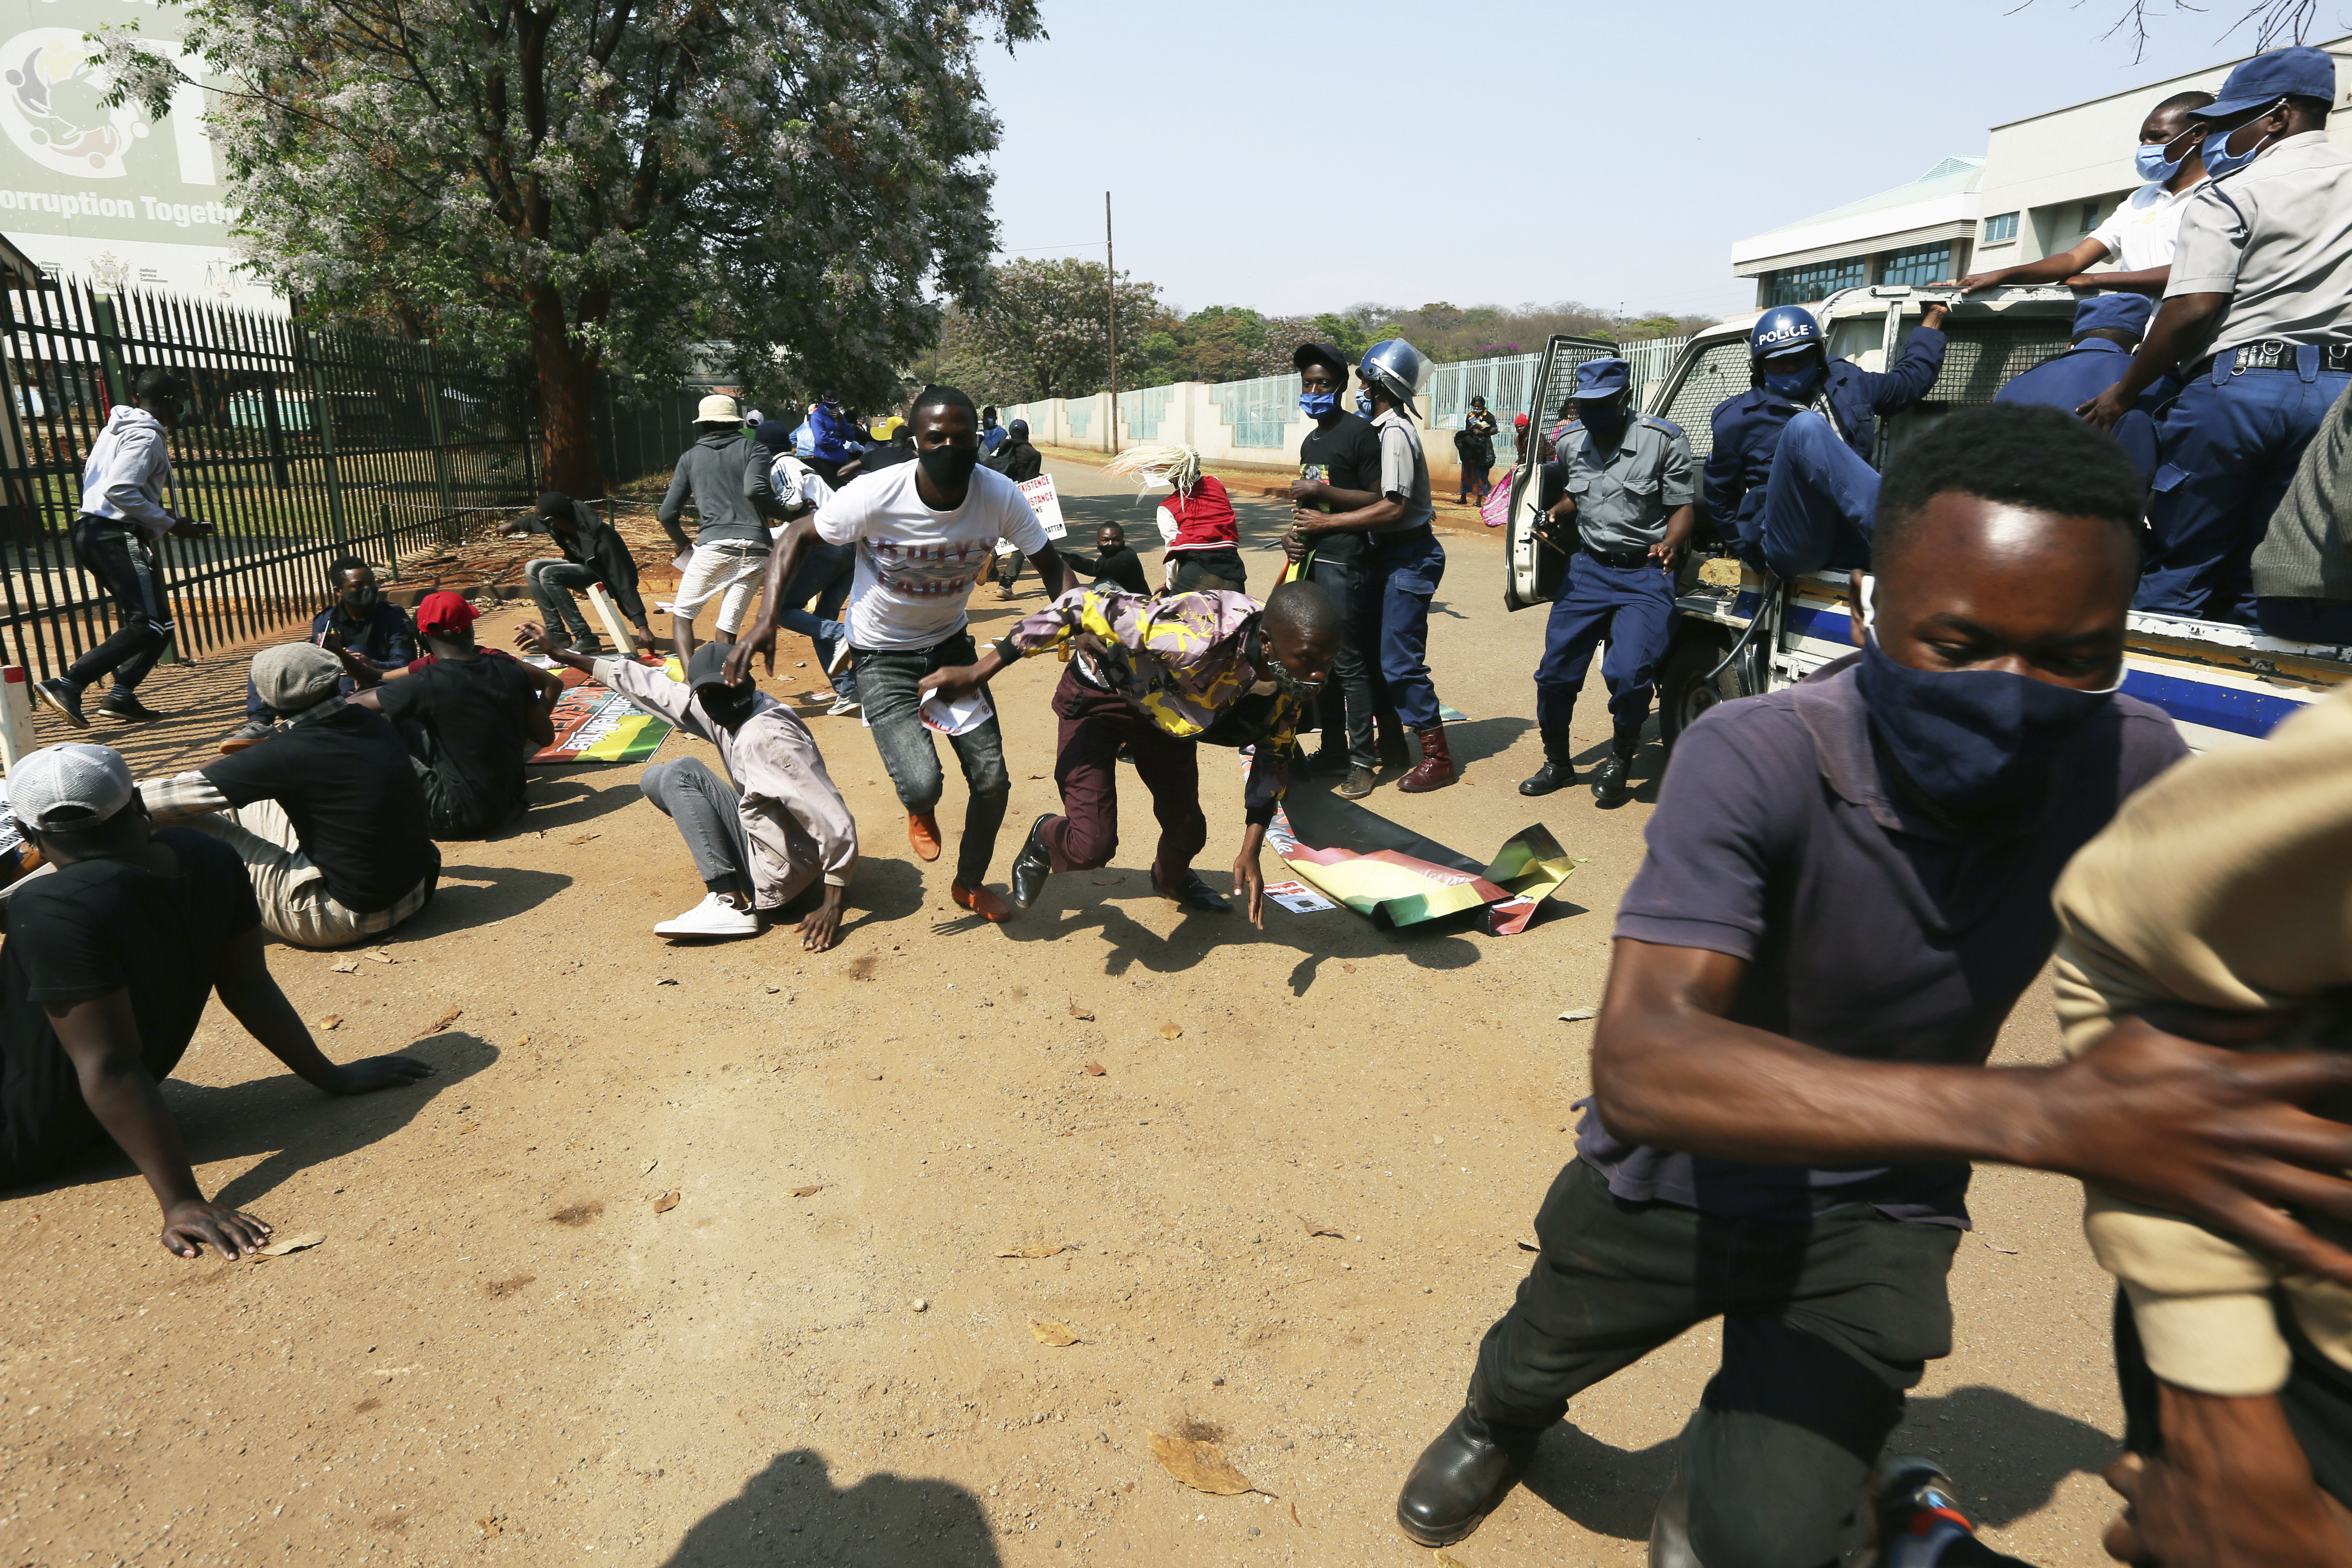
left=1659, top=634, right=1752, bottom=750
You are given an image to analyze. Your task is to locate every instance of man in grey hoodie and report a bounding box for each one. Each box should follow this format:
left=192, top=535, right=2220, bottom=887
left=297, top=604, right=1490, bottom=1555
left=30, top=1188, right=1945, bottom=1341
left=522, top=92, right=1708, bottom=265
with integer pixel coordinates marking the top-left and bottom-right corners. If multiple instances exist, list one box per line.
left=657, top=393, right=771, bottom=664
left=34, top=368, right=214, bottom=728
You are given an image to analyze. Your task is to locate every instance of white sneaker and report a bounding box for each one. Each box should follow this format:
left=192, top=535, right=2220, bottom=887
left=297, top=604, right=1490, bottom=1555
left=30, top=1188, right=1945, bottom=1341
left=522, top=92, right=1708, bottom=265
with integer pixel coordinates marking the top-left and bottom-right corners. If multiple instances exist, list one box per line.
left=827, top=695, right=861, bottom=717
left=826, top=639, right=855, bottom=676
left=653, top=893, right=760, bottom=938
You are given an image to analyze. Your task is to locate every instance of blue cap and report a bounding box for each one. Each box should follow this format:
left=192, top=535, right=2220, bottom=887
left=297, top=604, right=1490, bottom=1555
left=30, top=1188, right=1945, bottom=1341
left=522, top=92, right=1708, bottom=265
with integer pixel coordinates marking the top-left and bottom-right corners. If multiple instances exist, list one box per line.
left=2073, top=293, right=2154, bottom=339
left=2207, top=45, right=2339, bottom=118
left=1572, top=357, right=1632, bottom=399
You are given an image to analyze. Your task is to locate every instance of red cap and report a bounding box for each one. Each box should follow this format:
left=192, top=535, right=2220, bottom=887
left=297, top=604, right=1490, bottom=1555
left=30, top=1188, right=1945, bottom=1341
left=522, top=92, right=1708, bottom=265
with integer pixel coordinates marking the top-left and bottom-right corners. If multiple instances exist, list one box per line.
left=415, top=590, right=478, bottom=637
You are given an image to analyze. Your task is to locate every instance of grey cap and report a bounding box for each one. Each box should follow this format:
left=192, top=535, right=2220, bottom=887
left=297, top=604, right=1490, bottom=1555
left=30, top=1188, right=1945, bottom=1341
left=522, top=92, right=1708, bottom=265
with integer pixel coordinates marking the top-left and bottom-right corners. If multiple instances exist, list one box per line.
left=253, top=641, right=346, bottom=715
left=10, top=741, right=135, bottom=831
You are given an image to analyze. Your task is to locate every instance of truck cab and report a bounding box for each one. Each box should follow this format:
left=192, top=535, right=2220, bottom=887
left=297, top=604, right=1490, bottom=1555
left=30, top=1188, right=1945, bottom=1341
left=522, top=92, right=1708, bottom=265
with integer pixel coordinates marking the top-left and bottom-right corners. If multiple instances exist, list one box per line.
left=1498, top=285, right=2352, bottom=752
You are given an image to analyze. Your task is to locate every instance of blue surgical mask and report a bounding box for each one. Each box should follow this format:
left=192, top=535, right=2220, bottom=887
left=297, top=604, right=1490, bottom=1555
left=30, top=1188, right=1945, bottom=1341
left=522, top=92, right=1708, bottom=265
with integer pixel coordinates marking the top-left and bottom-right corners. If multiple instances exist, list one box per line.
left=2203, top=107, right=2283, bottom=180
left=1763, top=362, right=1827, bottom=403
left=1354, top=392, right=1374, bottom=416
left=1299, top=390, right=1338, bottom=419
left=1854, top=635, right=2116, bottom=813
left=2134, top=142, right=2183, bottom=182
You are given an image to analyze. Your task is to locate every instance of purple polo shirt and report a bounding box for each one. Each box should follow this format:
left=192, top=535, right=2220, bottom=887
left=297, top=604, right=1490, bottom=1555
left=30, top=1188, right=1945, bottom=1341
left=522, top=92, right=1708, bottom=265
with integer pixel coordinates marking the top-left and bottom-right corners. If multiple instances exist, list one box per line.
left=1577, top=652, right=2187, bottom=1227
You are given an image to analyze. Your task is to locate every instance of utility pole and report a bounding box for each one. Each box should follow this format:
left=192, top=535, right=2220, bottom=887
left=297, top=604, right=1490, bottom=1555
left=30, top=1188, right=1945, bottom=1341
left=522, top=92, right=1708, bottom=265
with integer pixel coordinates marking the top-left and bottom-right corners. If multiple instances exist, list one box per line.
left=1105, top=190, right=1117, bottom=454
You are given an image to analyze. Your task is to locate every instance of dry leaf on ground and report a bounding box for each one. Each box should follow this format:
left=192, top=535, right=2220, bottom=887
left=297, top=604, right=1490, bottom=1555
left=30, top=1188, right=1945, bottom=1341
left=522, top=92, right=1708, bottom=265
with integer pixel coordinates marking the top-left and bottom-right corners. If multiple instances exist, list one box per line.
left=426, top=1007, right=463, bottom=1034
left=568, top=834, right=600, bottom=844
left=316, top=1015, right=343, bottom=1031
left=1029, top=1319, right=1081, bottom=1347
left=330, top=958, right=359, bottom=974
left=642, top=1159, right=659, bottom=1175
left=1984, top=1242, right=2021, bottom=1254
left=257, top=1232, right=325, bottom=1258
left=998, top=1243, right=1067, bottom=1259
left=1301, top=1217, right=1344, bottom=1239
left=1517, top=1239, right=1540, bottom=1252
left=1559, top=1007, right=1597, bottom=1022
left=1159, top=1023, right=1183, bottom=1040
left=791, top=1184, right=823, bottom=1198
left=1342, top=962, right=1357, bottom=973
left=364, top=949, right=395, bottom=964
left=1068, top=1004, right=1094, bottom=1021
left=651, top=1191, right=680, bottom=1213
left=1149, top=1432, right=1258, bottom=1495
left=1082, top=1061, right=1106, bottom=1076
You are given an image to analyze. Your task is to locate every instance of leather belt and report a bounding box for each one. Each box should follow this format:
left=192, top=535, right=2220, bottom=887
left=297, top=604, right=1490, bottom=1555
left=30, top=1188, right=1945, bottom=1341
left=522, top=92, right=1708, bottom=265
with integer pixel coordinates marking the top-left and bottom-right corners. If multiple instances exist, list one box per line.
left=2189, top=339, right=2352, bottom=378
left=1583, top=544, right=1653, bottom=570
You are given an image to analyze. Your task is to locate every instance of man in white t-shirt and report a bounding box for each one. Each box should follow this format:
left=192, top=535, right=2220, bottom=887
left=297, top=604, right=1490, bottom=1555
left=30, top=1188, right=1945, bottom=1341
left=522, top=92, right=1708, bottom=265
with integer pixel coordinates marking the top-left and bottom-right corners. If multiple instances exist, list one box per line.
left=728, top=386, right=1076, bottom=921
left=1955, top=89, right=2214, bottom=296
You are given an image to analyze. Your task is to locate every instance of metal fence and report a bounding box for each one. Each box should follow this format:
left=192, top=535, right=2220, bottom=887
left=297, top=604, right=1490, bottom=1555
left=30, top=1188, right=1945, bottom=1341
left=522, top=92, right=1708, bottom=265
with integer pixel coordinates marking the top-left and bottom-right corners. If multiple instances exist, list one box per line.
left=1208, top=372, right=1300, bottom=449
left=0, top=279, right=540, bottom=681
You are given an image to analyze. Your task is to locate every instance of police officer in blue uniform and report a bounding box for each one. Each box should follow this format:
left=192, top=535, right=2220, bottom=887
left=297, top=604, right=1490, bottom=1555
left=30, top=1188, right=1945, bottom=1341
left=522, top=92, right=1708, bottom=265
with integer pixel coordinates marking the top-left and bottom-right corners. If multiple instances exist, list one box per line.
left=1705, top=301, right=1949, bottom=577
left=2080, top=45, right=2352, bottom=624
left=1993, top=293, right=2162, bottom=479
left=1518, top=359, right=1695, bottom=808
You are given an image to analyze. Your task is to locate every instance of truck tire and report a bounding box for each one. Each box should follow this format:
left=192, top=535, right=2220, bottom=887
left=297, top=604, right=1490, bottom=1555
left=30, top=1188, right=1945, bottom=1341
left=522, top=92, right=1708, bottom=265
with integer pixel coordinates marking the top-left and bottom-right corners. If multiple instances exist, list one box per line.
left=1659, top=633, right=1753, bottom=751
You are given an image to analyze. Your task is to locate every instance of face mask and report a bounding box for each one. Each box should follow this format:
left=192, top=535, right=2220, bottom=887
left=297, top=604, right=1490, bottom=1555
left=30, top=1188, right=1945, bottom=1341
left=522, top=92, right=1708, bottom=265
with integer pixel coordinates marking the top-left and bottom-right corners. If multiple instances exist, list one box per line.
left=1578, top=398, right=1630, bottom=439
left=1762, top=360, right=1827, bottom=403
left=1354, top=392, right=1374, bottom=416
left=1259, top=639, right=1324, bottom=704
left=2134, top=141, right=2184, bottom=182
left=696, top=683, right=758, bottom=732
left=917, top=443, right=980, bottom=489
left=2203, top=106, right=2283, bottom=180
left=1853, top=635, right=2116, bottom=813
left=341, top=584, right=380, bottom=615
left=1299, top=390, right=1338, bottom=419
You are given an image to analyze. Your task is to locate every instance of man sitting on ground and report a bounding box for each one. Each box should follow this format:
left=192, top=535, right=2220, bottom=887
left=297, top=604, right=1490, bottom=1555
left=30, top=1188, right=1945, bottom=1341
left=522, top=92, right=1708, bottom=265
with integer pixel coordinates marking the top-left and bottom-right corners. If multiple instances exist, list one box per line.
left=222, top=557, right=415, bottom=751
left=920, top=580, right=1338, bottom=927
left=1054, top=522, right=1153, bottom=595
left=145, top=644, right=440, bottom=949
left=346, top=591, right=558, bottom=839
left=0, top=742, right=432, bottom=1254
left=497, top=492, right=655, bottom=654
left=516, top=623, right=854, bottom=948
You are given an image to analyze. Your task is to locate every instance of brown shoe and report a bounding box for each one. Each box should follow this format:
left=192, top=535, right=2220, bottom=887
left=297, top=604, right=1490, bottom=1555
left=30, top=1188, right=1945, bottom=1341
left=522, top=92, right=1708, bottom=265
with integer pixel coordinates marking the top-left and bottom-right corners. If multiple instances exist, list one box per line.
left=907, top=809, right=942, bottom=862
left=1398, top=726, right=1456, bottom=793
left=951, top=881, right=1012, bottom=922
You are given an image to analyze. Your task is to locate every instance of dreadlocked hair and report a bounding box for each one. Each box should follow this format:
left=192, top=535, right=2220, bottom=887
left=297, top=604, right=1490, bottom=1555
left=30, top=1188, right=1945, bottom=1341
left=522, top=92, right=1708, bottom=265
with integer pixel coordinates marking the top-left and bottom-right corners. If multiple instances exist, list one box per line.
left=1105, top=443, right=1203, bottom=495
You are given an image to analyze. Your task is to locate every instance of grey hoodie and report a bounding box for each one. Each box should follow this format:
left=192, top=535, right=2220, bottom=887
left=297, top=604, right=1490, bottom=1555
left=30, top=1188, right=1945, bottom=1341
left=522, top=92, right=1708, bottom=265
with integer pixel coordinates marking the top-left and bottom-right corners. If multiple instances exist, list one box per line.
left=657, top=430, right=766, bottom=546
left=79, top=405, right=177, bottom=535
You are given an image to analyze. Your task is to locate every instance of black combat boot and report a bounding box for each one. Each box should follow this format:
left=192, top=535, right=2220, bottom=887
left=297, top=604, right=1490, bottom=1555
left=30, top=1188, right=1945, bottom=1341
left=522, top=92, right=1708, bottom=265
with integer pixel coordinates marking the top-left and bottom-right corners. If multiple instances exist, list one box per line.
left=1517, top=728, right=1577, bottom=796
left=1589, top=725, right=1642, bottom=808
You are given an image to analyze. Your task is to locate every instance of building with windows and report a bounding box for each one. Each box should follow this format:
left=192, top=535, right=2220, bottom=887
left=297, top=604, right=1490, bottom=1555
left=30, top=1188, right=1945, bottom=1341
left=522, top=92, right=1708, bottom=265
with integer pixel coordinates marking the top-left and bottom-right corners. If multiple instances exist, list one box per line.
left=1728, top=35, right=2352, bottom=312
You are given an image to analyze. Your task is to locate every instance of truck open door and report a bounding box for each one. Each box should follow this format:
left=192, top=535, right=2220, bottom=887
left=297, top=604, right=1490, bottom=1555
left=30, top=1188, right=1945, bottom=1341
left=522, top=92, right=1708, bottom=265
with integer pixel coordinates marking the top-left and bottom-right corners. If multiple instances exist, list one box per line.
left=1502, top=334, right=1621, bottom=612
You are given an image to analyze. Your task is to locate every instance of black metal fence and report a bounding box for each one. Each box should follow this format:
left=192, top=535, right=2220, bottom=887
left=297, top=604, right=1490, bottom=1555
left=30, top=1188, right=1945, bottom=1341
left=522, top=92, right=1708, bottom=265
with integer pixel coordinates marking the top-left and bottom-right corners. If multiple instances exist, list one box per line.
left=0, top=279, right=544, bottom=680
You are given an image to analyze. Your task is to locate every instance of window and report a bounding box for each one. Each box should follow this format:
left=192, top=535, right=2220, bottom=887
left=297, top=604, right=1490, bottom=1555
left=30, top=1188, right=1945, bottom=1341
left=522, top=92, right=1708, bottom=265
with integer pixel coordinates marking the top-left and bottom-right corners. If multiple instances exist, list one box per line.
left=2078, top=200, right=2103, bottom=232
left=1983, top=211, right=2019, bottom=244
left=1762, top=258, right=1867, bottom=308
left=1878, top=243, right=1952, bottom=287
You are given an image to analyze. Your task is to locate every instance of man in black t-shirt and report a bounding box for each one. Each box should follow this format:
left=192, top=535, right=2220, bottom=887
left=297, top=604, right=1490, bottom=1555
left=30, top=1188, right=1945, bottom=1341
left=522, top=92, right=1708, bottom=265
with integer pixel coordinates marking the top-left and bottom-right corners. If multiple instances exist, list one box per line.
left=145, top=643, right=441, bottom=949
left=350, top=591, right=557, bottom=838
left=1286, top=342, right=1387, bottom=799
left=0, top=742, right=432, bottom=1255
left=1054, top=523, right=1153, bottom=595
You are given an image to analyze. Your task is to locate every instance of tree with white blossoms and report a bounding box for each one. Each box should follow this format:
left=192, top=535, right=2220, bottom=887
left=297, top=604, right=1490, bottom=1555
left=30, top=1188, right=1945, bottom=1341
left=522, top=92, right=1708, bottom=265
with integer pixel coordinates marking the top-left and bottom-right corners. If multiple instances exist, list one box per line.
left=96, top=0, right=1041, bottom=494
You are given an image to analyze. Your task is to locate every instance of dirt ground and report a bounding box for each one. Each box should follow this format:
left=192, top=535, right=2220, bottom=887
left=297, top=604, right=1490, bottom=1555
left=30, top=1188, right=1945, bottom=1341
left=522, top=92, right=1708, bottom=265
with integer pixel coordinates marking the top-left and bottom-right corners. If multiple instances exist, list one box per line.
left=6, top=458, right=2129, bottom=1567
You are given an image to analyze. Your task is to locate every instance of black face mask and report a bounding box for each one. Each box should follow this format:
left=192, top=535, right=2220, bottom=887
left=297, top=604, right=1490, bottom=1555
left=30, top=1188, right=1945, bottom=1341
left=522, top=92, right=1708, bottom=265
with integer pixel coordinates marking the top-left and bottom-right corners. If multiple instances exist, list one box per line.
left=918, top=443, right=981, bottom=490
left=341, top=584, right=380, bottom=615
left=1260, top=637, right=1324, bottom=704
left=695, top=683, right=758, bottom=732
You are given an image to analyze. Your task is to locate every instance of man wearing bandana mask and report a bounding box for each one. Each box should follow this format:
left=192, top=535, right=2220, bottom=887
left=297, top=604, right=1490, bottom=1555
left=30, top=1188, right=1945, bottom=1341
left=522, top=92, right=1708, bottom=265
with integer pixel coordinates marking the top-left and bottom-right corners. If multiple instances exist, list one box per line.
left=920, top=579, right=1339, bottom=929
left=1397, top=405, right=2225, bottom=1568
left=221, top=557, right=416, bottom=753
left=1705, top=301, right=1948, bottom=578
left=1520, top=356, right=1695, bottom=807
left=519, top=626, right=857, bottom=948
left=2080, top=45, right=2352, bottom=628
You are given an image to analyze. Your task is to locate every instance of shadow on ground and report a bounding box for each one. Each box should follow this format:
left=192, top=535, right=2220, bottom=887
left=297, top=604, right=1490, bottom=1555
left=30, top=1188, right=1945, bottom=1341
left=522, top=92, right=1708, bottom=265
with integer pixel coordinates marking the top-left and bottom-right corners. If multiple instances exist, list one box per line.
left=1513, top=1383, right=2118, bottom=1542
left=659, top=1449, right=1001, bottom=1566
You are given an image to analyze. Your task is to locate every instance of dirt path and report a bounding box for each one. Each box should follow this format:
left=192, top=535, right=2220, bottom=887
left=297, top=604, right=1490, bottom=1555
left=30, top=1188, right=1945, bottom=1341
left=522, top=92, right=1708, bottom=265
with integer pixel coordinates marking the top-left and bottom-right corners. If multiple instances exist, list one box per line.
left=6, top=458, right=2123, bottom=1566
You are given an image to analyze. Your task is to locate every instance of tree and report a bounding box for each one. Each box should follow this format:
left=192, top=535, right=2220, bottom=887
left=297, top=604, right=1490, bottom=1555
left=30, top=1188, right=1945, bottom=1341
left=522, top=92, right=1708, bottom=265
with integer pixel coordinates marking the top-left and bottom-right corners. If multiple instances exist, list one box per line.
left=935, top=257, right=1162, bottom=405
left=98, top=0, right=1040, bottom=495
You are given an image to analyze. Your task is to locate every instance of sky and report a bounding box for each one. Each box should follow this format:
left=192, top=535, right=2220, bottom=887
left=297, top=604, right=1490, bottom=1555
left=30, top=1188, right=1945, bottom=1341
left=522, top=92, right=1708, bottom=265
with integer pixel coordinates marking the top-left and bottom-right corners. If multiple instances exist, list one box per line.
left=973, top=0, right=2302, bottom=323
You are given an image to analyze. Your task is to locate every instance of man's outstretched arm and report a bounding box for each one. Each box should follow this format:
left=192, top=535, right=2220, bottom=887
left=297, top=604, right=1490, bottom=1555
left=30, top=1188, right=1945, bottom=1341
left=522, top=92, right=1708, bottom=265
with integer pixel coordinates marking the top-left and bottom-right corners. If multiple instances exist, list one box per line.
left=213, top=927, right=437, bottom=1097
left=1592, top=937, right=2352, bottom=1284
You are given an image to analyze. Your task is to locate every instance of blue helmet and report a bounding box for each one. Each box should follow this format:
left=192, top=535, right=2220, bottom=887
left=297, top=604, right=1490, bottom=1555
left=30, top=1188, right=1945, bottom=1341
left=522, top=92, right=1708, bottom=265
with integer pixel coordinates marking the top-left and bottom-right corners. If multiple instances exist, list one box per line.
left=1748, top=306, right=1823, bottom=364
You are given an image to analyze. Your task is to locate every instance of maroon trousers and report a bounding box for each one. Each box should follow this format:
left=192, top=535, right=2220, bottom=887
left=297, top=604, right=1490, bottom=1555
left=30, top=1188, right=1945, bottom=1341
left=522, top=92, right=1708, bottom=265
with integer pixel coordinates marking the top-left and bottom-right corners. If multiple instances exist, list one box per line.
left=1042, top=668, right=1207, bottom=880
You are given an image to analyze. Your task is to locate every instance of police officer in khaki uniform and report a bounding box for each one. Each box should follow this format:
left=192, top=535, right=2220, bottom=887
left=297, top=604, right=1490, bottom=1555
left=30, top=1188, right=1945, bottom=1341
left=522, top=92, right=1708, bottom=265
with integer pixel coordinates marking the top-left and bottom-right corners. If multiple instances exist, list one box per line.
left=1518, top=357, right=1695, bottom=806
left=2080, top=45, right=2352, bottom=625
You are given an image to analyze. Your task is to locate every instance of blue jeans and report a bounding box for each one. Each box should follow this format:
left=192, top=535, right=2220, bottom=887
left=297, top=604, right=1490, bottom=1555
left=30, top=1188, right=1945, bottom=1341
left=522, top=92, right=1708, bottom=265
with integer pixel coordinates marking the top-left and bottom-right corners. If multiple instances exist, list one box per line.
left=63, top=517, right=174, bottom=690
left=1367, top=528, right=1447, bottom=729
left=1535, top=550, right=1676, bottom=733
left=852, top=629, right=1009, bottom=887
left=775, top=541, right=855, bottom=697
left=2140, top=357, right=2352, bottom=622
left=1757, top=411, right=1878, bottom=578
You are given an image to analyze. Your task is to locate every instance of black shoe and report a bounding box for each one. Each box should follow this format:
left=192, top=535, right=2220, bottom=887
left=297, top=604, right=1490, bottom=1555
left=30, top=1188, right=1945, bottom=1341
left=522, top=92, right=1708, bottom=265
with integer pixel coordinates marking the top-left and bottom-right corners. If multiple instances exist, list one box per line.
left=1394, top=1403, right=1543, bottom=1548
left=1154, top=867, right=1231, bottom=913
left=1305, top=744, right=1351, bottom=776
left=1589, top=754, right=1630, bottom=808
left=32, top=677, right=89, bottom=729
left=1336, top=764, right=1375, bottom=800
left=1519, top=759, right=1575, bottom=796
left=572, top=633, right=605, bottom=655
left=1007, top=814, right=1054, bottom=911
left=97, top=688, right=163, bottom=723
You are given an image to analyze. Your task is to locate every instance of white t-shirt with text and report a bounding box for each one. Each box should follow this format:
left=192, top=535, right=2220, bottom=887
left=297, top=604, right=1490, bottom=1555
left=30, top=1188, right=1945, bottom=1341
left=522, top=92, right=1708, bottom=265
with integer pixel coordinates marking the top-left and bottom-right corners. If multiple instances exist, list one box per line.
left=815, top=463, right=1050, bottom=650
